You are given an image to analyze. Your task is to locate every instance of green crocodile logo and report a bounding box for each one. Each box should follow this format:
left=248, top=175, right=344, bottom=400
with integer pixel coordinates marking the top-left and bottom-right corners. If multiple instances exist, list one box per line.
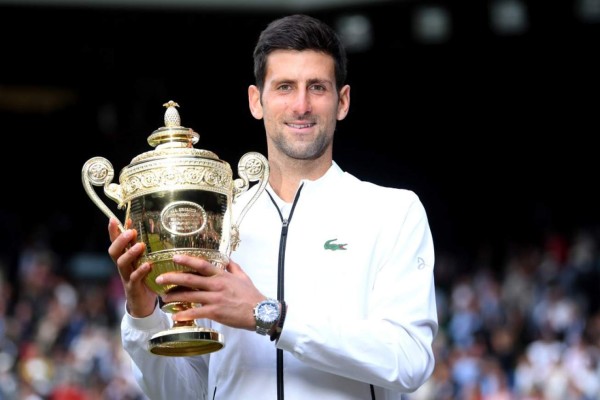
left=324, top=239, right=347, bottom=251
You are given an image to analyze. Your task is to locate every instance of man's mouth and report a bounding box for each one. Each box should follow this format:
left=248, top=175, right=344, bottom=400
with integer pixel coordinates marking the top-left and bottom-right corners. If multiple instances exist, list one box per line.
left=286, top=122, right=315, bottom=129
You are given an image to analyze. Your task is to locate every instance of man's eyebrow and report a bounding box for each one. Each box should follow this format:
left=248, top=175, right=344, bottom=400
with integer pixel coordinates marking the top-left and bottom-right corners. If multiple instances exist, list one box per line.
left=306, top=78, right=333, bottom=86
left=268, top=78, right=333, bottom=87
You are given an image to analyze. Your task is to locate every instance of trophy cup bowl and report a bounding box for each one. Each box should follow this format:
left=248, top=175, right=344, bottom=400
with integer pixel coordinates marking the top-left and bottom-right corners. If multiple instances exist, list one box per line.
left=82, top=101, right=269, bottom=356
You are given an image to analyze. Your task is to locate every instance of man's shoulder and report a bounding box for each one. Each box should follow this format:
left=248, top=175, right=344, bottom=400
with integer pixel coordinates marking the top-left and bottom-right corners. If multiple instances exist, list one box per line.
left=341, top=171, right=419, bottom=201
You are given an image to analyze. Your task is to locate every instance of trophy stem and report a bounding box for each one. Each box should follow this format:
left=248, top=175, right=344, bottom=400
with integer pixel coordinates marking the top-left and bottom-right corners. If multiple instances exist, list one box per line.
left=149, top=300, right=224, bottom=356
left=161, top=300, right=194, bottom=314
left=172, top=320, right=195, bottom=328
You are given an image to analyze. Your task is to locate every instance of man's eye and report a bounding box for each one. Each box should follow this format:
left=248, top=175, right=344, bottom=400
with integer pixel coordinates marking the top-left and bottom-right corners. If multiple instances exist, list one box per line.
left=278, top=84, right=292, bottom=91
left=310, top=85, right=326, bottom=92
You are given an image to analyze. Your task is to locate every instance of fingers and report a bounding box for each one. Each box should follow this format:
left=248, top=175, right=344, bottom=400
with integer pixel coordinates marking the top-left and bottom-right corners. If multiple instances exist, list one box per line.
left=172, top=254, right=221, bottom=275
left=108, top=222, right=146, bottom=282
left=130, top=261, right=152, bottom=284
left=108, top=227, right=136, bottom=261
left=117, top=243, right=146, bottom=274
left=108, top=217, right=133, bottom=241
left=108, top=217, right=122, bottom=242
left=156, top=255, right=220, bottom=291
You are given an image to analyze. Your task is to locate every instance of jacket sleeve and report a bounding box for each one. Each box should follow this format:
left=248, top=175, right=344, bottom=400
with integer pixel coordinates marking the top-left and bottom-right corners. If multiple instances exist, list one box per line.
left=277, top=192, right=438, bottom=392
left=121, top=303, right=210, bottom=400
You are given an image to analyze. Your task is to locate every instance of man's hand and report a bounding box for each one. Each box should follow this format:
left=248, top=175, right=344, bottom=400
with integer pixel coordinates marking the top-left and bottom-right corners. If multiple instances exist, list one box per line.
left=157, top=255, right=265, bottom=331
left=108, top=217, right=156, bottom=318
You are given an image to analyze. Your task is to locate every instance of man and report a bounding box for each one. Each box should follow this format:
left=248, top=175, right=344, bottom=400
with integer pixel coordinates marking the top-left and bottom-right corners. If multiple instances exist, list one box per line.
left=108, top=13, right=438, bottom=400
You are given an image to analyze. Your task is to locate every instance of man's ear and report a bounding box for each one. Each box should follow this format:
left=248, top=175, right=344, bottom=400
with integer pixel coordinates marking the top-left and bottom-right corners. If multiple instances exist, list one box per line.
left=337, top=85, right=350, bottom=121
left=248, top=85, right=263, bottom=120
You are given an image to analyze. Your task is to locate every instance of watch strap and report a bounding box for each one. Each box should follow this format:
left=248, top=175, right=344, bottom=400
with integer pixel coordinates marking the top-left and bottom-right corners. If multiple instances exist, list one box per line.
left=270, top=300, right=287, bottom=342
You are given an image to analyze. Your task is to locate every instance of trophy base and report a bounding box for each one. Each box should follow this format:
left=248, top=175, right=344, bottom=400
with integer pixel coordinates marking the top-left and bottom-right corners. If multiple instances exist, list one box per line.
left=149, top=326, right=225, bottom=356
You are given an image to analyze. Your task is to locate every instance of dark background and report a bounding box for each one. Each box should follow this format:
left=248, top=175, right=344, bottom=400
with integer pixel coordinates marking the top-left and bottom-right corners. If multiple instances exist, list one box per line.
left=1, top=0, right=599, bottom=279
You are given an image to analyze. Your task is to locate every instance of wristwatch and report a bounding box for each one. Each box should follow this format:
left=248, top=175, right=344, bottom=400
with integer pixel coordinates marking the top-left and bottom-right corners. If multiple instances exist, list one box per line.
left=254, top=298, right=280, bottom=335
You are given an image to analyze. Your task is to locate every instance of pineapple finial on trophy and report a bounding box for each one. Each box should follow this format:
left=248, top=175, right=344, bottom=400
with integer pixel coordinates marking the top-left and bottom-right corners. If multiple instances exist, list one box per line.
left=147, top=100, right=199, bottom=149
left=163, top=100, right=181, bottom=127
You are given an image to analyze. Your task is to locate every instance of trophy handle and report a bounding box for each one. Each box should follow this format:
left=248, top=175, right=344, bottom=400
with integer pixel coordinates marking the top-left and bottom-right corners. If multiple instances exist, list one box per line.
left=231, top=152, right=269, bottom=250
left=82, top=156, right=126, bottom=232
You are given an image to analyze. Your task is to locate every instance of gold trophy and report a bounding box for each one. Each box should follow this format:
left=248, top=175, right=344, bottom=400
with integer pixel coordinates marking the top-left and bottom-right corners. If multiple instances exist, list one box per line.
left=82, top=100, right=269, bottom=356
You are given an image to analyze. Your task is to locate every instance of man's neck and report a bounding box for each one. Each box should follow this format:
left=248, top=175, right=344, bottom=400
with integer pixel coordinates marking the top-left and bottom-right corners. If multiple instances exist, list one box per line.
left=267, top=157, right=332, bottom=203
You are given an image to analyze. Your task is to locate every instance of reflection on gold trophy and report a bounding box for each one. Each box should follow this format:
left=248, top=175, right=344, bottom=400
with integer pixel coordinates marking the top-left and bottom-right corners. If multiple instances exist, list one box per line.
left=82, top=101, right=269, bottom=356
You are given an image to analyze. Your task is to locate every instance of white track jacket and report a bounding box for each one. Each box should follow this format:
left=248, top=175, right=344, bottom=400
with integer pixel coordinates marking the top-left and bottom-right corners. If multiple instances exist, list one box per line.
left=121, top=162, right=438, bottom=400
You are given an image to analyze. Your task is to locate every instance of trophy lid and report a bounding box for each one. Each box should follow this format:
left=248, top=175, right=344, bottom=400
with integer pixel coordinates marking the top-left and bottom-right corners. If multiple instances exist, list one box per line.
left=116, top=100, right=233, bottom=203
left=130, top=100, right=221, bottom=164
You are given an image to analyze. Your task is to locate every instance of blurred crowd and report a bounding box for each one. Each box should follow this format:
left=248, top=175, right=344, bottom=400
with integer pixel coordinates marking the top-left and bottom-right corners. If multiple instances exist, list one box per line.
left=409, top=228, right=600, bottom=400
left=1, top=222, right=599, bottom=399
left=0, top=236, right=143, bottom=399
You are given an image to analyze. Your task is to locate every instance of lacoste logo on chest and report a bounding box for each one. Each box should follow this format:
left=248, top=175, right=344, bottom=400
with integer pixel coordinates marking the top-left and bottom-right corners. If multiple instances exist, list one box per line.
left=324, top=238, right=347, bottom=251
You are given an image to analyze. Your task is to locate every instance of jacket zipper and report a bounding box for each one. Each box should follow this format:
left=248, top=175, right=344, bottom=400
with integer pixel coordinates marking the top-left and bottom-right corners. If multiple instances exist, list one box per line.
left=266, top=184, right=304, bottom=400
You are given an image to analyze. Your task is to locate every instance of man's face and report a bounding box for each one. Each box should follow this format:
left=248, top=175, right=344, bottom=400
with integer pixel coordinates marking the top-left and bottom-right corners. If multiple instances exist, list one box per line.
left=250, top=49, right=350, bottom=161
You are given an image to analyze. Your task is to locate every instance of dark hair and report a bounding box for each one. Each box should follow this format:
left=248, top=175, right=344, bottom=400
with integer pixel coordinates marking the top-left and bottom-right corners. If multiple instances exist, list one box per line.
left=252, top=14, right=347, bottom=92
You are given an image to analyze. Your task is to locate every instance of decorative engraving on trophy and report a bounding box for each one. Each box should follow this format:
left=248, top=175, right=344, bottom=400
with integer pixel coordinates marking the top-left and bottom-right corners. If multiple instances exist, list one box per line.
left=161, top=201, right=207, bottom=236
left=246, top=158, right=266, bottom=176
left=120, top=163, right=231, bottom=201
left=183, top=168, right=204, bottom=183
left=88, top=161, right=109, bottom=182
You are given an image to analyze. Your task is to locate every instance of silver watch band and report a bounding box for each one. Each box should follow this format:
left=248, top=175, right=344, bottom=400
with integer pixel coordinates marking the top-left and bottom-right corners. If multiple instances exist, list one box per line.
left=254, top=298, right=280, bottom=335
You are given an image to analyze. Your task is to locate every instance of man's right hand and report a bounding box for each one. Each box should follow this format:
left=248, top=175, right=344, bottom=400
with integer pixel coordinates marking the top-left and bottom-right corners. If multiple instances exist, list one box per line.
left=108, top=217, right=157, bottom=318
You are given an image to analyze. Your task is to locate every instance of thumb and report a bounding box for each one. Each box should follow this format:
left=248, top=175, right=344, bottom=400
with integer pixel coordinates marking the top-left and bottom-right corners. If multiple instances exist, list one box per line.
left=226, top=259, right=244, bottom=274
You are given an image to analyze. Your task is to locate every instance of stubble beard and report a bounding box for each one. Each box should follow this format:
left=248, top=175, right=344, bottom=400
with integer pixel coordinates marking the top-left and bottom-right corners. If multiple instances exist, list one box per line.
left=274, top=131, right=330, bottom=161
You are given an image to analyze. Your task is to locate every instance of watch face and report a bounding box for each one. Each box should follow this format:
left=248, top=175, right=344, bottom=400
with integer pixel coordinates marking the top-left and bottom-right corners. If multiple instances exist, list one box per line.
left=258, top=301, right=279, bottom=324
